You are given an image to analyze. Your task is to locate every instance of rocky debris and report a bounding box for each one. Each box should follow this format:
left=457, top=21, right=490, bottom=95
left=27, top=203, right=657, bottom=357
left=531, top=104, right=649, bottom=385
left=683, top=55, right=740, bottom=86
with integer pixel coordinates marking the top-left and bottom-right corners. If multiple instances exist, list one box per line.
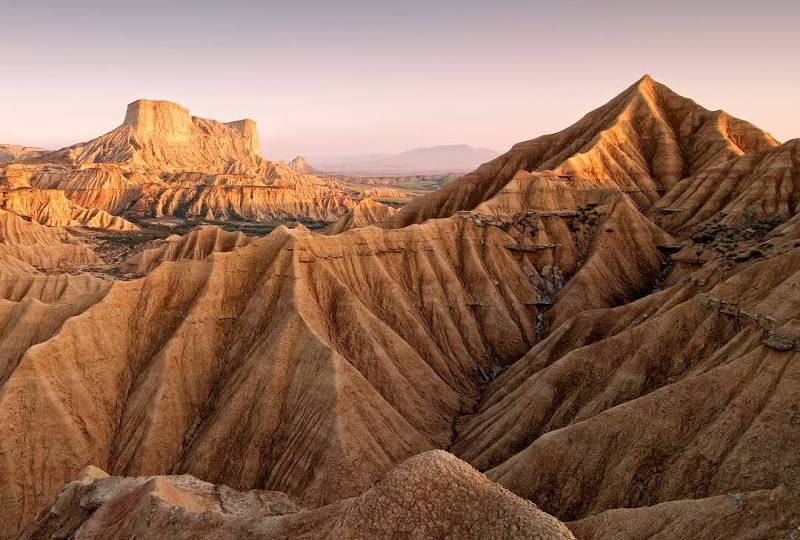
left=688, top=214, right=783, bottom=251
left=763, top=330, right=800, bottom=352
left=697, top=295, right=800, bottom=351
left=467, top=213, right=509, bottom=228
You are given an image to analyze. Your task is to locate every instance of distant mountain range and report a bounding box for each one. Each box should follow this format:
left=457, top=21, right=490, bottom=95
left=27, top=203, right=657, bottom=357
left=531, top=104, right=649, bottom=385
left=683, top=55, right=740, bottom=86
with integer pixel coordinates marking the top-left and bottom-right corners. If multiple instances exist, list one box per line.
left=310, top=144, right=500, bottom=175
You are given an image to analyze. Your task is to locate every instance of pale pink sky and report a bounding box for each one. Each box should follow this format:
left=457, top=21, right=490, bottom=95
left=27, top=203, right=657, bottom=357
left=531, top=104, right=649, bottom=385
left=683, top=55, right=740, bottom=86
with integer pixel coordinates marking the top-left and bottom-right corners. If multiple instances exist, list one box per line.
left=1, top=0, right=798, bottom=160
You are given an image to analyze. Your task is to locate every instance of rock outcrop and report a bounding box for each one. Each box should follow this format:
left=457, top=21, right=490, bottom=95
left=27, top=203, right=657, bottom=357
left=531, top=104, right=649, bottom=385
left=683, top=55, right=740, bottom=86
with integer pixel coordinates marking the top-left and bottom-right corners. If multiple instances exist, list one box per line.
left=21, top=451, right=574, bottom=539
left=0, top=100, right=354, bottom=223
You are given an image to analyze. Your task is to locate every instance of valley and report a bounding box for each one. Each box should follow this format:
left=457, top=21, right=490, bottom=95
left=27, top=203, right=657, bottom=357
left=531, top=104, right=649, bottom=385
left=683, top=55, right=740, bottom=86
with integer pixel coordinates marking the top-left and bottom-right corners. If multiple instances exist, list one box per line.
left=0, top=75, right=798, bottom=539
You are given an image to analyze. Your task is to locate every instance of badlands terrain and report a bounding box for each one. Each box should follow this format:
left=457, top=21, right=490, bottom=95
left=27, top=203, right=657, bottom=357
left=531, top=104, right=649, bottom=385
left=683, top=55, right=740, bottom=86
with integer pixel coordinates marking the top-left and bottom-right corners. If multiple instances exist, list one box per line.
left=0, top=75, right=799, bottom=538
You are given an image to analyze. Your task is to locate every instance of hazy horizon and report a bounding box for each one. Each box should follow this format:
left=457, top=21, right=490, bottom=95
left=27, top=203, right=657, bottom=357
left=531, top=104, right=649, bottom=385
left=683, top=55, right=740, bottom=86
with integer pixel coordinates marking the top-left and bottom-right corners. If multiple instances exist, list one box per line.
left=2, top=0, right=798, bottom=161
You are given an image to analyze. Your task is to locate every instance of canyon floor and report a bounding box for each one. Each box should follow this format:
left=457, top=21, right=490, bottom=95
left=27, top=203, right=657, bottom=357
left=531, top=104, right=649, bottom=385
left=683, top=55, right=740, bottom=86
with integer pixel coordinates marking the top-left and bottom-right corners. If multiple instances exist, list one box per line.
left=1, top=75, right=799, bottom=539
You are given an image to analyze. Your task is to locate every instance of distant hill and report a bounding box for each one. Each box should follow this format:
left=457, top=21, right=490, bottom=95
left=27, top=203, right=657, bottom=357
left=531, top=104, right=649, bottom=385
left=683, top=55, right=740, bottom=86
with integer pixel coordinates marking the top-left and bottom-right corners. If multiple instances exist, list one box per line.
left=311, top=144, right=500, bottom=175
left=0, top=144, right=47, bottom=163
left=287, top=155, right=322, bottom=175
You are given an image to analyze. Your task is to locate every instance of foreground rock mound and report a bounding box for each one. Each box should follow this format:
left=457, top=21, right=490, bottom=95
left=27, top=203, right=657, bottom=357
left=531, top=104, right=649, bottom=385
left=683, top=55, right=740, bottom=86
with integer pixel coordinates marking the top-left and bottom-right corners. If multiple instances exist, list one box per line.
left=22, top=451, right=573, bottom=539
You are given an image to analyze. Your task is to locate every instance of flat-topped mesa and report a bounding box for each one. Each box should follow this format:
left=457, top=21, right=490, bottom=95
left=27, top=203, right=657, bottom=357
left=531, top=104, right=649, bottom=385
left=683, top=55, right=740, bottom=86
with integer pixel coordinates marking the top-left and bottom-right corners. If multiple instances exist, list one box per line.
left=123, top=99, right=193, bottom=139
left=226, top=119, right=261, bottom=156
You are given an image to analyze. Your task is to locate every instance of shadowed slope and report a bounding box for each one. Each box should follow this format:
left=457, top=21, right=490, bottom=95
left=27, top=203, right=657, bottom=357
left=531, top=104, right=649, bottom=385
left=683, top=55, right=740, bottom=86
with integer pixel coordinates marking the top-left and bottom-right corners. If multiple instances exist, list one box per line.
left=653, top=138, right=800, bottom=233
left=567, top=486, right=800, bottom=540
left=452, top=231, right=800, bottom=521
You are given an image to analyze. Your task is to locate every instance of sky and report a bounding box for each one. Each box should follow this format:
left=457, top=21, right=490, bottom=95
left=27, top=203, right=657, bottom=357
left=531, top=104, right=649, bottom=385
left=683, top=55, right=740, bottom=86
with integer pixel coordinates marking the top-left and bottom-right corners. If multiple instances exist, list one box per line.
left=1, top=0, right=798, bottom=161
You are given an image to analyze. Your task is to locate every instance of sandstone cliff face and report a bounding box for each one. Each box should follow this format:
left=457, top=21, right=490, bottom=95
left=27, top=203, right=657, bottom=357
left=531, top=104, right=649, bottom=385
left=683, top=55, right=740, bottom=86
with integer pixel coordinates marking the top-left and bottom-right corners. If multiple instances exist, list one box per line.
left=226, top=119, right=261, bottom=156
left=0, top=100, right=354, bottom=223
left=123, top=99, right=194, bottom=139
left=0, top=77, right=799, bottom=539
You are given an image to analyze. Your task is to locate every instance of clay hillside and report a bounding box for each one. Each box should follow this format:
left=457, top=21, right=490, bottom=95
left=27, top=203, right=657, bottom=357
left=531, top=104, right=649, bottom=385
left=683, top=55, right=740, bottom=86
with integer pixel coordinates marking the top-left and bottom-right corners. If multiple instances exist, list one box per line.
left=0, top=76, right=798, bottom=539
left=0, top=100, right=356, bottom=224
